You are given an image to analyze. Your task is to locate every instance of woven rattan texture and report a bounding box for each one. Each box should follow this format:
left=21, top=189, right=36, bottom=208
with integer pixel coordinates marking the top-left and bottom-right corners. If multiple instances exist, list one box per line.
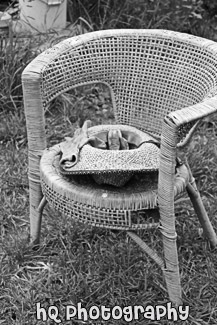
left=41, top=180, right=158, bottom=230
left=41, top=33, right=217, bottom=139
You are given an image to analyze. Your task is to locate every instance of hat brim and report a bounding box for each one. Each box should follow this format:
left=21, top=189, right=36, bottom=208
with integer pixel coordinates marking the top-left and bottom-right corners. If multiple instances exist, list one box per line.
left=59, top=124, right=160, bottom=175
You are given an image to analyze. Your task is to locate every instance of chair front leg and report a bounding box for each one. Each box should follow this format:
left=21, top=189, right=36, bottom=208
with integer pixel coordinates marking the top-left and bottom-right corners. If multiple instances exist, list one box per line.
left=160, top=226, right=182, bottom=306
left=28, top=179, right=46, bottom=245
left=158, top=118, right=182, bottom=306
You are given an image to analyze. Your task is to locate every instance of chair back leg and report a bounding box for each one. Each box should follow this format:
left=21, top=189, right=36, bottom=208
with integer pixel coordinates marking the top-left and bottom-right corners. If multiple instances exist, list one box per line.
left=184, top=161, right=217, bottom=247
left=186, top=181, right=217, bottom=248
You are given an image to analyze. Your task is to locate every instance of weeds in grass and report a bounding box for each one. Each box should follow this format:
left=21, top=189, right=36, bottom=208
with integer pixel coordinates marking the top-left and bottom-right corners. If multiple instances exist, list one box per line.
left=0, top=36, right=34, bottom=113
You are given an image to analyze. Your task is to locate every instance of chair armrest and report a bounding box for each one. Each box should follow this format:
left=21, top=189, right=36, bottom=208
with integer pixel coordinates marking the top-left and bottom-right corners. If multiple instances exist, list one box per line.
left=168, top=96, right=217, bottom=127
left=160, top=95, right=217, bottom=170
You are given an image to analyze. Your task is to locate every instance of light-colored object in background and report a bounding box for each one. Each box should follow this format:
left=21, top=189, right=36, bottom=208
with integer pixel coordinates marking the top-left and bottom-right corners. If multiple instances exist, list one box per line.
left=0, top=11, right=11, bottom=28
left=22, top=29, right=217, bottom=307
left=0, top=12, right=13, bottom=51
left=18, top=0, right=67, bottom=33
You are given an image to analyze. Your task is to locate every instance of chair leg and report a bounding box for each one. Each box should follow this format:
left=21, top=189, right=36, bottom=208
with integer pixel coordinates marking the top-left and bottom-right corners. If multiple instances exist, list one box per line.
left=29, top=181, right=47, bottom=245
left=127, top=231, right=164, bottom=269
left=186, top=177, right=217, bottom=248
left=160, top=229, right=182, bottom=307
left=158, top=184, right=182, bottom=305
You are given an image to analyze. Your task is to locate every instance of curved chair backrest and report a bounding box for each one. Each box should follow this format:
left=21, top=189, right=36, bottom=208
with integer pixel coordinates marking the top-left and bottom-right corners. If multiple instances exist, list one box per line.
left=22, top=29, right=217, bottom=146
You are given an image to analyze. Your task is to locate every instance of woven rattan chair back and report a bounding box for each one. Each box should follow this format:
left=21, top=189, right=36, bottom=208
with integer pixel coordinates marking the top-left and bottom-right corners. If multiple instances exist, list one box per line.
left=39, top=30, right=217, bottom=143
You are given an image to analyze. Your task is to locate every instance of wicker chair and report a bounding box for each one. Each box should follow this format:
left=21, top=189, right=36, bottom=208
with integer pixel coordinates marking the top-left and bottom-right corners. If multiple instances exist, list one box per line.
left=22, top=29, right=217, bottom=306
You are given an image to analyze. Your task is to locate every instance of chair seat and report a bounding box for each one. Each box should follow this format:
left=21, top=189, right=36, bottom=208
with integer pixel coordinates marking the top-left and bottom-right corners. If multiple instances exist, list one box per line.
left=40, top=143, right=189, bottom=230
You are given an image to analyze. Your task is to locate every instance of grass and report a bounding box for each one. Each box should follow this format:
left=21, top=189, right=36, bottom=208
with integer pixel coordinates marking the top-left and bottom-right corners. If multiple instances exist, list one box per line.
left=1, top=0, right=217, bottom=324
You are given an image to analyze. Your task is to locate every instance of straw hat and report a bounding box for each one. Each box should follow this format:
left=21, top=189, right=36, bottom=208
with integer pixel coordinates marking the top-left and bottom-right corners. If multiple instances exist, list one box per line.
left=59, top=123, right=160, bottom=186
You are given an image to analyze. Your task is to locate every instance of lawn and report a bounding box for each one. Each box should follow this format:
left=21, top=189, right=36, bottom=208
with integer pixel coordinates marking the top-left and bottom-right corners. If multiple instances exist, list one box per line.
left=1, top=0, right=217, bottom=324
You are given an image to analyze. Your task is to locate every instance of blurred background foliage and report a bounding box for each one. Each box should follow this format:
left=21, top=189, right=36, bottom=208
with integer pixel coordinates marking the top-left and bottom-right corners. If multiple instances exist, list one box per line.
left=68, top=0, right=217, bottom=40
left=1, top=0, right=217, bottom=39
